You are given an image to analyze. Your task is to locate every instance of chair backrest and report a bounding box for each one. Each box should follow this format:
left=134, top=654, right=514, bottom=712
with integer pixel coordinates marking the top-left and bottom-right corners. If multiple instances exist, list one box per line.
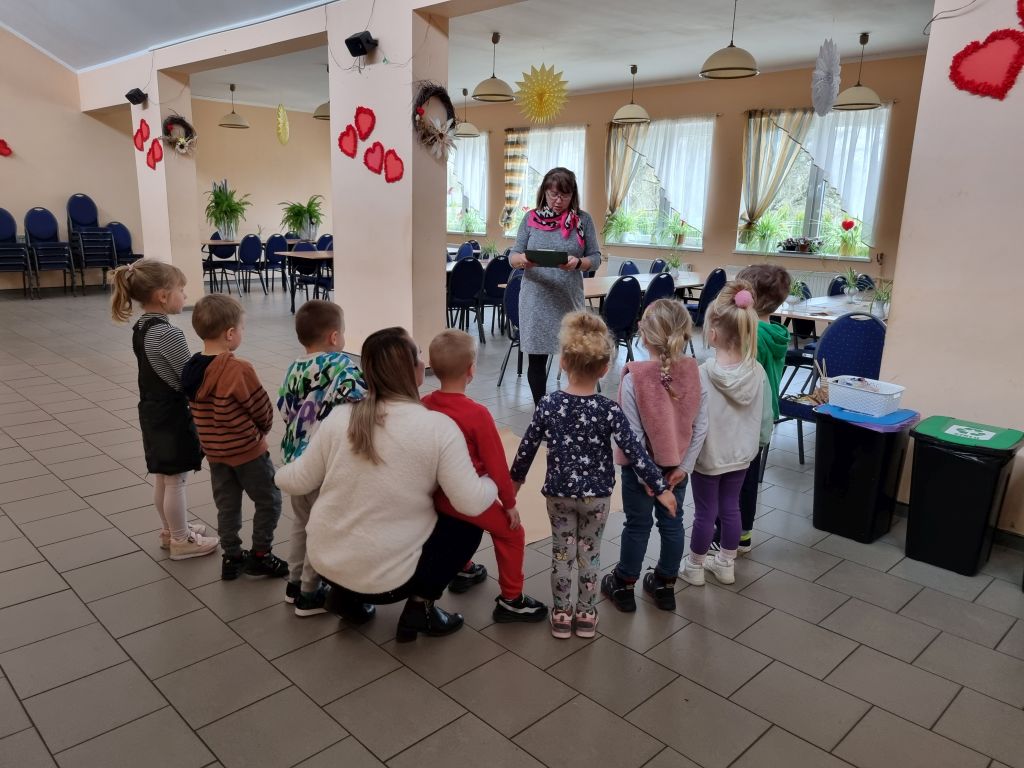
left=448, top=257, right=484, bottom=302
left=693, top=267, right=727, bottom=326
left=503, top=272, right=523, bottom=339
left=265, top=234, right=287, bottom=265
left=284, top=231, right=299, bottom=240
left=815, top=312, right=887, bottom=379
left=24, top=208, right=60, bottom=243
left=293, top=241, right=316, bottom=252
left=67, top=194, right=99, bottom=232
left=208, top=231, right=237, bottom=259
left=483, top=255, right=512, bottom=299
left=640, top=272, right=676, bottom=313
left=619, top=260, right=639, bottom=276
left=856, top=273, right=875, bottom=291
left=238, top=234, right=262, bottom=265
left=467, top=239, right=480, bottom=251
left=316, top=234, right=333, bottom=251
left=827, top=275, right=848, bottom=296
left=106, top=221, right=132, bottom=255
left=456, top=242, right=474, bottom=260
left=649, top=258, right=667, bottom=274
left=603, top=275, right=643, bottom=338
left=0, top=208, right=16, bottom=244
left=793, top=280, right=812, bottom=300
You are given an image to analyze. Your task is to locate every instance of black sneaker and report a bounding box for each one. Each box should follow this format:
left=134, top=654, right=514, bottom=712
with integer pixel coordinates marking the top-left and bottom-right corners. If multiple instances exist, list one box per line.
left=601, top=571, right=637, bottom=613
left=284, top=581, right=300, bottom=604
left=222, top=551, right=248, bottom=581
left=493, top=593, right=548, bottom=623
left=448, top=562, right=487, bottom=594
left=642, top=570, right=677, bottom=611
left=245, top=551, right=289, bottom=578
left=294, top=584, right=330, bottom=617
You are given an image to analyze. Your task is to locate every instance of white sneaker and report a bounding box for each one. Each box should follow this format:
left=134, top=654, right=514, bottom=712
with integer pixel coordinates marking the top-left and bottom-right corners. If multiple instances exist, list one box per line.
left=704, top=555, right=735, bottom=584
left=159, top=523, right=207, bottom=550
left=169, top=531, right=220, bottom=560
left=681, top=557, right=705, bottom=586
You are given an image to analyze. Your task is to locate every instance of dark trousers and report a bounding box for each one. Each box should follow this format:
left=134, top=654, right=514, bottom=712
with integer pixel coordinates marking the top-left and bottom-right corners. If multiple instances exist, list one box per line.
left=210, top=452, right=282, bottom=557
left=328, top=513, right=484, bottom=607
left=713, top=449, right=762, bottom=542
left=527, top=354, right=549, bottom=405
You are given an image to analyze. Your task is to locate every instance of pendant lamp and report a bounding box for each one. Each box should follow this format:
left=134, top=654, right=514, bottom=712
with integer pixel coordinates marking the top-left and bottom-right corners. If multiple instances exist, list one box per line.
left=473, top=32, right=514, bottom=102
left=700, top=0, right=759, bottom=80
left=612, top=65, right=650, bottom=124
left=218, top=84, right=250, bottom=129
left=455, top=88, right=481, bottom=138
left=834, top=33, right=881, bottom=111
left=313, top=64, right=330, bottom=120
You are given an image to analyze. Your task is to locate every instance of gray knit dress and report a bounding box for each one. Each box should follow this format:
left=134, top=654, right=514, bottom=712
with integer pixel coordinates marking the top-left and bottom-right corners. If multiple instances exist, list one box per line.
left=513, top=211, right=602, bottom=355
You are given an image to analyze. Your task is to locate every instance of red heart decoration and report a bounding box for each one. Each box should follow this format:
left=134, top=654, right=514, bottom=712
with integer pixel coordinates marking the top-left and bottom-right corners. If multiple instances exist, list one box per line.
left=139, top=118, right=150, bottom=142
left=338, top=124, right=358, bottom=158
left=841, top=219, right=855, bottom=231
left=146, top=146, right=157, bottom=170
left=1019, top=0, right=1024, bottom=27
left=354, top=106, right=376, bottom=140
left=133, top=128, right=145, bottom=152
left=383, top=148, right=404, bottom=183
left=949, top=28, right=1024, bottom=100
left=363, top=141, right=384, bottom=174
left=149, top=138, right=163, bottom=163
left=0, top=140, right=11, bottom=157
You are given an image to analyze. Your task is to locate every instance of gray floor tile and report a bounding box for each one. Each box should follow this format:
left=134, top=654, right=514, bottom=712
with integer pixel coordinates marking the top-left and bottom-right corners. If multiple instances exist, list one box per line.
left=997, top=619, right=1024, bottom=661
left=746, top=536, right=841, bottom=581
left=0, top=561, right=67, bottom=610
left=975, top=576, right=1024, bottom=620
left=65, top=469, right=142, bottom=498
left=89, top=579, right=199, bottom=638
left=16, top=432, right=88, bottom=451
left=0, top=727, right=56, bottom=768
left=900, top=587, right=1015, bottom=648
left=627, top=676, right=769, bottom=768
left=641, top=747, right=701, bottom=768
left=731, top=726, right=851, bottom=768
left=191, top=575, right=284, bottom=622
left=273, top=630, right=400, bottom=705
left=981, top=544, right=1024, bottom=586
left=48, top=455, right=121, bottom=481
left=53, top=707, right=213, bottom=768
left=0, top=516, right=17, bottom=542
left=23, top=662, right=165, bottom=753
left=84, top=429, right=141, bottom=450
left=731, top=661, right=870, bottom=751
left=229, top=603, right=343, bottom=660
left=155, top=645, right=290, bottom=728
left=759, top=483, right=813, bottom=516
left=934, top=687, right=1024, bottom=768
left=0, top=623, right=126, bottom=698
left=834, top=707, right=988, bottom=768
left=0, top=459, right=50, bottom=484
left=157, top=550, right=224, bottom=590
left=740, top=569, right=848, bottom=623
left=0, top=490, right=88, bottom=525
left=481, top=619, right=596, bottom=669
left=915, top=632, right=1024, bottom=707
left=0, top=590, right=93, bottom=654
left=753, top=508, right=828, bottom=546
left=326, top=668, right=464, bottom=759
left=888, top=558, right=992, bottom=602
left=736, top=609, right=857, bottom=678
left=383, top=625, right=504, bottom=687
left=63, top=551, right=167, bottom=602
left=672, top=583, right=770, bottom=637
left=120, top=608, right=243, bottom=679
left=821, top=598, right=939, bottom=663
left=293, top=738, right=385, bottom=768
left=0, top=445, right=31, bottom=464
left=391, top=713, right=543, bottom=768
left=645, top=623, right=769, bottom=696
left=19, top=508, right=110, bottom=547
left=29, top=442, right=103, bottom=465
left=0, top=679, right=30, bottom=739
left=594, top=595, right=690, bottom=653
left=815, top=559, right=921, bottom=612
left=105, top=506, right=163, bottom=537
left=0, top=475, right=67, bottom=505
left=0, top=537, right=42, bottom=572
left=39, top=527, right=138, bottom=572
left=83, top=484, right=153, bottom=516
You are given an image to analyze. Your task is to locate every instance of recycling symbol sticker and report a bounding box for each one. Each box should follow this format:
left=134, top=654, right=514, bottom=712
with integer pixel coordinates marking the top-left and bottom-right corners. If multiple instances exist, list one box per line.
left=945, top=425, right=996, bottom=441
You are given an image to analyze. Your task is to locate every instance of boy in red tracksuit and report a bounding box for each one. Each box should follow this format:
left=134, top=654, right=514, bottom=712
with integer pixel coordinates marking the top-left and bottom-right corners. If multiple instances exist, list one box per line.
left=422, top=330, right=547, bottom=623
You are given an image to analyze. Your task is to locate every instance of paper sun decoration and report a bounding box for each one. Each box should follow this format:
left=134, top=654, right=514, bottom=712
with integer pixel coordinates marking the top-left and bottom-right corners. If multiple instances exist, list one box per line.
left=516, top=64, right=568, bottom=124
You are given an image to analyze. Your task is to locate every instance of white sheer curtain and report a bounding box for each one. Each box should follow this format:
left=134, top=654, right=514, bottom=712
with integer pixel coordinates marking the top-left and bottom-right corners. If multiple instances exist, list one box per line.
left=802, top=106, right=890, bottom=245
left=448, top=133, right=488, bottom=222
left=641, top=116, right=715, bottom=232
left=518, top=126, right=586, bottom=208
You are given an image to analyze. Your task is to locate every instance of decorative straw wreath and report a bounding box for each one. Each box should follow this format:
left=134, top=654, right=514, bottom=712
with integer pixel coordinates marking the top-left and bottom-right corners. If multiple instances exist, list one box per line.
left=412, top=82, right=456, bottom=160
left=161, top=114, right=198, bottom=155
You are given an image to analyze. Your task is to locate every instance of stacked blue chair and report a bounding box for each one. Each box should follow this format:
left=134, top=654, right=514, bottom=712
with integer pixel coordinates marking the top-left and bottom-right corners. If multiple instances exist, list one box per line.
left=497, top=270, right=524, bottom=386
left=67, top=194, right=114, bottom=292
left=604, top=275, right=643, bottom=362
left=263, top=234, right=287, bottom=291
left=25, top=207, right=76, bottom=295
left=0, top=208, right=34, bottom=298
left=481, top=255, right=512, bottom=335
left=106, top=222, right=142, bottom=267
left=237, top=235, right=266, bottom=294
left=447, top=257, right=485, bottom=343
left=649, top=258, right=667, bottom=274
left=618, top=260, right=639, bottom=276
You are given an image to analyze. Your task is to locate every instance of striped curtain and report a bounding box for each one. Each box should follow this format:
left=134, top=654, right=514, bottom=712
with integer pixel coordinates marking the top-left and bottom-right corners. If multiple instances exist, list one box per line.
left=500, top=128, right=529, bottom=233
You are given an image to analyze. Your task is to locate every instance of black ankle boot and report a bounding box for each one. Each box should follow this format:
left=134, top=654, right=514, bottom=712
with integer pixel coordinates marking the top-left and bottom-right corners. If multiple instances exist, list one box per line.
left=601, top=571, right=637, bottom=613
left=642, top=570, right=677, bottom=611
left=396, top=599, right=464, bottom=642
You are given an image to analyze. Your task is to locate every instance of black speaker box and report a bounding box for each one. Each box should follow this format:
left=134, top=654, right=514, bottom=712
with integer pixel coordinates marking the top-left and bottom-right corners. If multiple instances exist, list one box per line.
left=125, top=88, right=148, bottom=106
left=345, top=31, right=378, bottom=58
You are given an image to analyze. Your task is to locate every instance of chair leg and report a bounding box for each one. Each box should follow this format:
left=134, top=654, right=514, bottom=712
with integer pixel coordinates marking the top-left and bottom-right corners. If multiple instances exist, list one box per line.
left=516, top=350, right=523, bottom=376
left=780, top=366, right=799, bottom=396
left=476, top=305, right=485, bottom=344
left=796, top=420, right=805, bottom=464
left=498, top=342, right=515, bottom=386
left=758, top=442, right=770, bottom=482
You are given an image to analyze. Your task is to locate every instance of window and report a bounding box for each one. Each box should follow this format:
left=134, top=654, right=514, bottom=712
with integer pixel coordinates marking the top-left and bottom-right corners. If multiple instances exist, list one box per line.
left=502, top=126, right=586, bottom=235
left=605, top=117, right=715, bottom=249
left=446, top=133, right=488, bottom=234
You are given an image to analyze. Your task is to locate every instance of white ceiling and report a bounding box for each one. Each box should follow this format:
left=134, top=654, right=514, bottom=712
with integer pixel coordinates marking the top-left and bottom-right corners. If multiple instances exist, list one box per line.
left=190, top=47, right=329, bottom=113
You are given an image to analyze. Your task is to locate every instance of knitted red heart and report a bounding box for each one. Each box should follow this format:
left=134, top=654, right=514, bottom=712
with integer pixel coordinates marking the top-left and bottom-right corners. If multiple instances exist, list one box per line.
left=354, top=106, right=376, bottom=140
left=338, top=124, right=358, bottom=158
left=139, top=118, right=150, bottom=142
left=146, top=146, right=156, bottom=169
left=1019, top=0, right=1024, bottom=27
left=383, top=148, right=404, bottom=183
left=133, top=128, right=145, bottom=152
left=949, top=29, right=1024, bottom=100
left=0, top=140, right=10, bottom=157
left=149, top=138, right=163, bottom=163
left=363, top=141, right=384, bottom=174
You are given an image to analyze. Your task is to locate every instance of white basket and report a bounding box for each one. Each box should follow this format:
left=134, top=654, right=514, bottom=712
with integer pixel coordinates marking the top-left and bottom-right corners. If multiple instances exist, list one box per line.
left=827, top=376, right=905, bottom=417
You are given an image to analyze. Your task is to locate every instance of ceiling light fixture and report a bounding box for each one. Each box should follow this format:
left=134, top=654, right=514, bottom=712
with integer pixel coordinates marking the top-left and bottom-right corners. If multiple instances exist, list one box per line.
left=833, top=32, right=882, bottom=110
left=700, top=0, right=759, bottom=80
left=473, top=32, right=514, bottom=102
left=455, top=88, right=481, bottom=138
left=612, top=64, right=650, bottom=124
left=218, top=84, right=250, bottom=129
left=313, top=65, right=330, bottom=120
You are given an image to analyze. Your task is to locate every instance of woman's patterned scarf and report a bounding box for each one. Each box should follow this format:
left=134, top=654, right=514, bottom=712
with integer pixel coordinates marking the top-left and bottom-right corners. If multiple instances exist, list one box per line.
left=527, top=206, right=585, bottom=248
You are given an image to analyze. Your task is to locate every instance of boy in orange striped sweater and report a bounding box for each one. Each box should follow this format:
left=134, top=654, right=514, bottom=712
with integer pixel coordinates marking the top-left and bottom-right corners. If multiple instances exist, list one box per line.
left=182, top=294, right=286, bottom=581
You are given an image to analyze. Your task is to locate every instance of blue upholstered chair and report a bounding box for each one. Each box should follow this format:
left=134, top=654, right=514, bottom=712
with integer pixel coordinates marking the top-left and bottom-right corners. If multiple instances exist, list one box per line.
left=455, top=242, right=475, bottom=261
left=497, top=270, right=524, bottom=386
left=237, top=235, right=266, bottom=294
left=447, top=257, right=485, bottom=343
left=618, top=260, right=639, bottom=276
left=316, top=234, right=333, bottom=251
left=0, top=208, right=33, bottom=298
left=264, top=234, right=287, bottom=291
left=649, top=258, right=667, bottom=274
left=686, top=267, right=726, bottom=354
left=603, top=275, right=643, bottom=362
left=639, top=271, right=676, bottom=316
left=481, top=255, right=513, bottom=335
left=25, top=207, right=76, bottom=295
left=106, top=222, right=142, bottom=267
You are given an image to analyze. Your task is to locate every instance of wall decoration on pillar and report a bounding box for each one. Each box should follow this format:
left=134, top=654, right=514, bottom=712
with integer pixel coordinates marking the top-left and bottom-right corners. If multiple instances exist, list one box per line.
left=383, top=149, right=404, bottom=183
left=338, top=124, right=358, bottom=157
left=160, top=115, right=197, bottom=155
left=146, top=138, right=163, bottom=170
left=948, top=0, right=1024, bottom=100
left=354, top=106, right=376, bottom=140
left=337, top=105, right=404, bottom=183
left=0, top=140, right=12, bottom=157
left=412, top=82, right=456, bottom=160
left=276, top=105, right=290, bottom=145
left=133, top=119, right=150, bottom=152
left=515, top=63, right=568, bottom=124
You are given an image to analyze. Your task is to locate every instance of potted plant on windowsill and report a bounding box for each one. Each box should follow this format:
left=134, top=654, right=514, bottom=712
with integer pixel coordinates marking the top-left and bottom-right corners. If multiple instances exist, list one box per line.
left=280, top=195, right=326, bottom=241
left=872, top=279, right=892, bottom=319
left=602, top=210, right=639, bottom=245
left=205, top=180, right=251, bottom=241
left=663, top=253, right=683, bottom=278
left=839, top=219, right=862, bottom=258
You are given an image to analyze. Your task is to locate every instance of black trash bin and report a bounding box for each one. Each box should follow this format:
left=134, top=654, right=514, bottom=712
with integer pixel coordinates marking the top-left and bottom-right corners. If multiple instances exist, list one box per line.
left=907, top=416, right=1024, bottom=576
left=813, top=409, right=914, bottom=543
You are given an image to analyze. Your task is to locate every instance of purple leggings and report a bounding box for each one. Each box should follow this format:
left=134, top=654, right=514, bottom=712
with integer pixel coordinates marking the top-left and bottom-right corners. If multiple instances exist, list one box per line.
left=690, top=469, right=747, bottom=555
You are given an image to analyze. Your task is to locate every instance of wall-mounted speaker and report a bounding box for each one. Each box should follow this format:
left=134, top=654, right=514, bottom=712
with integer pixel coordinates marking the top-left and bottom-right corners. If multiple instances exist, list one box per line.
left=125, top=88, right=148, bottom=106
left=345, top=31, right=378, bottom=58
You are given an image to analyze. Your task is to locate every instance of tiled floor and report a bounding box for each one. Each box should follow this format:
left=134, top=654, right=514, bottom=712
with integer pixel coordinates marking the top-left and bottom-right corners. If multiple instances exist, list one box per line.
left=0, top=287, right=1023, bottom=768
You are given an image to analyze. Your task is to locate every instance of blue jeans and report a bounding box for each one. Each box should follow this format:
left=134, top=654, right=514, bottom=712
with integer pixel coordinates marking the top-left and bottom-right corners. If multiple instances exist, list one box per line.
left=617, top=465, right=688, bottom=581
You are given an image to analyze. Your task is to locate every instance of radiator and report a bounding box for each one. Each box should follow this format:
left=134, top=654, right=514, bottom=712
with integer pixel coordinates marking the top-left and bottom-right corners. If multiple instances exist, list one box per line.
left=726, top=265, right=838, bottom=298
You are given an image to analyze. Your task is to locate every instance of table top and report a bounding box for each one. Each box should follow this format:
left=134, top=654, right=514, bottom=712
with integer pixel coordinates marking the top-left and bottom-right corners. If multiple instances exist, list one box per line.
left=274, top=250, right=333, bottom=260
left=773, top=294, right=877, bottom=323
left=583, top=271, right=703, bottom=299
left=201, top=240, right=240, bottom=247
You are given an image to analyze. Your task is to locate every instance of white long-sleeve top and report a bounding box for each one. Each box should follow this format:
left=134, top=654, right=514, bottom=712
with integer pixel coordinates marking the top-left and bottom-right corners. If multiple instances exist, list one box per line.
left=274, top=400, right=497, bottom=594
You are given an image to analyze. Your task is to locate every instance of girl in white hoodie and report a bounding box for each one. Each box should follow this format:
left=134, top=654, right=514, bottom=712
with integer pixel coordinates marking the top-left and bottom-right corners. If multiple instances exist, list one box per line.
left=684, top=281, right=773, bottom=586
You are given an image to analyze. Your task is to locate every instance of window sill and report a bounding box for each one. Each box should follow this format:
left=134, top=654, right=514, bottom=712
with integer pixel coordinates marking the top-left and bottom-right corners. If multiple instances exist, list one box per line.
left=734, top=249, right=870, bottom=263
left=447, top=230, right=487, bottom=237
left=606, top=241, right=704, bottom=253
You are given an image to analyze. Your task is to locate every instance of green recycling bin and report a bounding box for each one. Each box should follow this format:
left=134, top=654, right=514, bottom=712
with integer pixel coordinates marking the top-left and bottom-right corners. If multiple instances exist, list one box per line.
left=907, top=416, right=1024, bottom=576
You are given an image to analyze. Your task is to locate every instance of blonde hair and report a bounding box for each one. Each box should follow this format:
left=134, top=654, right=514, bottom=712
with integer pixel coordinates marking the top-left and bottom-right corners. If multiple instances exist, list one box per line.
left=348, top=327, right=421, bottom=464
left=191, top=294, right=244, bottom=340
left=109, top=259, right=186, bottom=323
left=638, top=299, right=692, bottom=399
left=429, top=329, right=477, bottom=381
left=559, top=311, right=614, bottom=379
left=705, top=280, right=759, bottom=363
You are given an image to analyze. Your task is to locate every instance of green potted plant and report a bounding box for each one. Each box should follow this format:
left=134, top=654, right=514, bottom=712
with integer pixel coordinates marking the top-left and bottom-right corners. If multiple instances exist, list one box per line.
left=280, top=195, right=326, bottom=241
left=786, top=279, right=806, bottom=306
left=601, top=210, right=639, bottom=244
left=461, top=208, right=484, bottom=235
left=481, top=240, right=499, bottom=259
left=740, top=210, right=785, bottom=255
left=872, top=279, right=892, bottom=319
left=841, top=265, right=861, bottom=303
left=838, top=219, right=862, bottom=258
left=663, top=253, right=683, bottom=277
left=205, top=180, right=251, bottom=241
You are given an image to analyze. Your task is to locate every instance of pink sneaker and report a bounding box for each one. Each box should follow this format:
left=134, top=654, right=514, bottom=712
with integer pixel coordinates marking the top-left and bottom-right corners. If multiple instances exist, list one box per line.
left=574, top=608, right=599, bottom=638
left=550, top=610, right=572, bottom=639
left=159, top=523, right=207, bottom=550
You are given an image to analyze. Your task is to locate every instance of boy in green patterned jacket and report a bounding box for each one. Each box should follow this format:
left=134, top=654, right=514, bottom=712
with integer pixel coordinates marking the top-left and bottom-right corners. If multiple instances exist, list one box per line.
left=276, top=300, right=365, bottom=616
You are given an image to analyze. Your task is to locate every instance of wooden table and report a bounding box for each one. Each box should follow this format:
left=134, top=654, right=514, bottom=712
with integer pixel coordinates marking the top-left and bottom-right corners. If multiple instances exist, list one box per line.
left=583, top=271, right=703, bottom=300
left=200, top=240, right=240, bottom=247
left=274, top=250, right=333, bottom=313
left=773, top=294, right=877, bottom=325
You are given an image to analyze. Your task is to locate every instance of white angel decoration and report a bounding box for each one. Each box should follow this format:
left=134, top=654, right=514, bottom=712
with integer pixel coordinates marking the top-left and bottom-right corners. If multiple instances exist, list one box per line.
left=812, top=38, right=841, bottom=116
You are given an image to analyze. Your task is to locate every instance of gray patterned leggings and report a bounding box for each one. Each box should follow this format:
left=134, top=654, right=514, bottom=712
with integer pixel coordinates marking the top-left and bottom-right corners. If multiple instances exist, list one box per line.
left=546, top=496, right=611, bottom=614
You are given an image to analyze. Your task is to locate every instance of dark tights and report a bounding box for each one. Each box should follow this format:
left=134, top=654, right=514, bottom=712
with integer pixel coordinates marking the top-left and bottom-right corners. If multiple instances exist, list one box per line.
left=527, top=354, right=549, bottom=405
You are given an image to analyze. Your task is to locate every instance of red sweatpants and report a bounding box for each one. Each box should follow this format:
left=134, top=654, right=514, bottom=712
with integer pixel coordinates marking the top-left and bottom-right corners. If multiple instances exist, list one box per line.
left=445, top=501, right=525, bottom=599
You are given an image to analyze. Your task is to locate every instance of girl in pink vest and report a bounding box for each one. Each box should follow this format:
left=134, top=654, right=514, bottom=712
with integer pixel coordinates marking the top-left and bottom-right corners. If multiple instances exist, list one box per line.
left=602, top=299, right=708, bottom=612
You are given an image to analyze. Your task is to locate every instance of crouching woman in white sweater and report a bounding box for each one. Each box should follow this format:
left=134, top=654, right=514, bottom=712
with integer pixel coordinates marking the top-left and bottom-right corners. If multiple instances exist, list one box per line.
left=275, top=327, right=497, bottom=641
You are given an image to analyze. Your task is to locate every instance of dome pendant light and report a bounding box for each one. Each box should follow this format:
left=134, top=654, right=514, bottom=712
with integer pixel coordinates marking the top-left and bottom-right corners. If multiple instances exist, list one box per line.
left=455, top=88, right=481, bottom=138
left=218, top=84, right=250, bottom=129
left=612, top=65, right=651, bottom=125
left=472, top=32, right=514, bottom=102
left=834, top=33, right=881, bottom=111
left=700, top=0, right=759, bottom=80
left=313, top=64, right=330, bottom=120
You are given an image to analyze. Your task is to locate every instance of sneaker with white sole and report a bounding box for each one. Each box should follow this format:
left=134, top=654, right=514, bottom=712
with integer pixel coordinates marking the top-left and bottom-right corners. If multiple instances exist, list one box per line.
left=550, top=610, right=572, bottom=639
left=704, top=555, right=735, bottom=584
left=737, top=533, right=753, bottom=554
left=574, top=608, right=598, bottom=638
left=294, top=584, right=330, bottom=617
left=168, top=530, right=219, bottom=560
left=159, top=523, right=207, bottom=550
left=681, top=556, right=706, bottom=586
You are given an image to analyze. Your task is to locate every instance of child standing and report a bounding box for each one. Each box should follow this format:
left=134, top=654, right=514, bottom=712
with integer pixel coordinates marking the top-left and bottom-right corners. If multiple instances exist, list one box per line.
left=685, top=282, right=773, bottom=587
left=111, top=260, right=218, bottom=561
left=602, top=299, right=708, bottom=612
left=510, top=311, right=676, bottom=639
left=277, top=301, right=366, bottom=616
left=422, top=330, right=547, bottom=623
left=181, top=294, right=286, bottom=581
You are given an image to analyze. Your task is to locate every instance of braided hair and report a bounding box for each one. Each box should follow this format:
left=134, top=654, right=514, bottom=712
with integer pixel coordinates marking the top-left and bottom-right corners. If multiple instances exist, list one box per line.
left=638, top=299, right=692, bottom=399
